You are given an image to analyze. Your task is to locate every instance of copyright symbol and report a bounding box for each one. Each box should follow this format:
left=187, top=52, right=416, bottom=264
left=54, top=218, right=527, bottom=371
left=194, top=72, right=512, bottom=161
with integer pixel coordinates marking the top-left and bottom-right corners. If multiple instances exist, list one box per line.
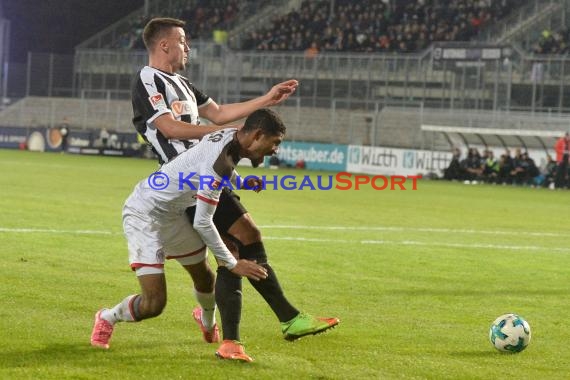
left=148, top=172, right=169, bottom=190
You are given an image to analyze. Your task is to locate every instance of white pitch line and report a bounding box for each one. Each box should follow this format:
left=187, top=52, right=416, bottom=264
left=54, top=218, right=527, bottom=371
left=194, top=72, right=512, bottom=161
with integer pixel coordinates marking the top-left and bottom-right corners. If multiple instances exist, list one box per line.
left=362, top=239, right=570, bottom=253
left=0, top=227, right=116, bottom=235
left=264, top=236, right=570, bottom=252
left=1, top=227, right=568, bottom=252
left=2, top=226, right=564, bottom=238
left=258, top=225, right=569, bottom=238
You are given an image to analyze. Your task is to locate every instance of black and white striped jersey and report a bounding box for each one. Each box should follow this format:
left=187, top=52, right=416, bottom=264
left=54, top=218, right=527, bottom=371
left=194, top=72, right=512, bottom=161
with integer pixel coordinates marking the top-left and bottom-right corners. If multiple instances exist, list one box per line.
left=131, top=66, right=212, bottom=164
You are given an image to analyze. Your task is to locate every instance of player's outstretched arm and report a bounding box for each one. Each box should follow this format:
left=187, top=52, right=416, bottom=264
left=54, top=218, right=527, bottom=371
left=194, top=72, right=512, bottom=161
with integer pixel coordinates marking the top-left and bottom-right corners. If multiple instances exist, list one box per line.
left=199, top=79, right=298, bottom=126
left=153, top=113, right=227, bottom=140
left=264, top=79, right=299, bottom=106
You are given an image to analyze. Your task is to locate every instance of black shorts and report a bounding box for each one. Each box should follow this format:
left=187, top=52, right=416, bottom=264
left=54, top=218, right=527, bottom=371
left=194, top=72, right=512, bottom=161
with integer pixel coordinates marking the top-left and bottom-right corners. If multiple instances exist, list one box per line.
left=185, top=188, right=248, bottom=234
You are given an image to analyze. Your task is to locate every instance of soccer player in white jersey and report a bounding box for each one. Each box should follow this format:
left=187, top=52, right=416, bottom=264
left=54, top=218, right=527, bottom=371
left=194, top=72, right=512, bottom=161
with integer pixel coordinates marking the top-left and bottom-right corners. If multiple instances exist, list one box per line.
left=91, top=109, right=287, bottom=358
left=122, top=17, right=339, bottom=361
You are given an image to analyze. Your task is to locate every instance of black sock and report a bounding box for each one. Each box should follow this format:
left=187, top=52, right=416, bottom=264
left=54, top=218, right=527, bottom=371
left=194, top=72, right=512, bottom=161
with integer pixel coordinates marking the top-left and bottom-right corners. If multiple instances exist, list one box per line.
left=240, top=242, right=299, bottom=322
left=215, top=267, right=242, bottom=341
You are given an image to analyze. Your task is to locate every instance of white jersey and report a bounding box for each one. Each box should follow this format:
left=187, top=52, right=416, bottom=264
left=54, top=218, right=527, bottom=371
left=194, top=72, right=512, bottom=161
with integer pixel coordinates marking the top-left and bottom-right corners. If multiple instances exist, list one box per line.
left=124, top=128, right=239, bottom=268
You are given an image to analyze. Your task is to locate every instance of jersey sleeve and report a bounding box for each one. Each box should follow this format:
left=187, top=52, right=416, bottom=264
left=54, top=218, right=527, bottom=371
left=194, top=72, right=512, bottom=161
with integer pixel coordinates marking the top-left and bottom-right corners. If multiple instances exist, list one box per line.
left=192, top=168, right=237, bottom=269
left=188, top=83, right=212, bottom=108
left=190, top=134, right=238, bottom=269
left=131, top=69, right=172, bottom=131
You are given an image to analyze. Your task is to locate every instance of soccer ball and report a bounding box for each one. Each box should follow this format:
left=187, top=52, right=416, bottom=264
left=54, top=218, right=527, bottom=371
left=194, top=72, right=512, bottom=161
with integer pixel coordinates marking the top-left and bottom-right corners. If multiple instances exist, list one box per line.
left=489, top=313, right=531, bottom=353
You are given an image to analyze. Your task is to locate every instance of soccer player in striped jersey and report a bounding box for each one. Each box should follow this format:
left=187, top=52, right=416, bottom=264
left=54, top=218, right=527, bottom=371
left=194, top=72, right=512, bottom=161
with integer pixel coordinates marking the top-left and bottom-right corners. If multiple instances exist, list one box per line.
left=116, top=17, right=338, bottom=361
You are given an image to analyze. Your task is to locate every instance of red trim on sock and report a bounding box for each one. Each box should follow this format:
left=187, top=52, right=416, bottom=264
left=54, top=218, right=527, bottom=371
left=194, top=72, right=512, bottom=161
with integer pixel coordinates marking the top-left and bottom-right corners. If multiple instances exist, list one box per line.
left=128, top=295, right=140, bottom=322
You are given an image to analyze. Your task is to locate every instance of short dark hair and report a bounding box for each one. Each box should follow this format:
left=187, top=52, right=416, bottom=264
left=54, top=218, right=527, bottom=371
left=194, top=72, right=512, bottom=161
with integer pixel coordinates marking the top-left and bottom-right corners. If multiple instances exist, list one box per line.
left=143, top=17, right=186, bottom=50
left=242, top=108, right=286, bottom=136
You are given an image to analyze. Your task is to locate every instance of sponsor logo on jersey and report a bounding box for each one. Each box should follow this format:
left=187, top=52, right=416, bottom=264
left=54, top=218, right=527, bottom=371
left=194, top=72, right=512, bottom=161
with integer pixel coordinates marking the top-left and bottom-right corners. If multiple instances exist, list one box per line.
left=171, top=100, right=193, bottom=117
left=149, top=94, right=167, bottom=110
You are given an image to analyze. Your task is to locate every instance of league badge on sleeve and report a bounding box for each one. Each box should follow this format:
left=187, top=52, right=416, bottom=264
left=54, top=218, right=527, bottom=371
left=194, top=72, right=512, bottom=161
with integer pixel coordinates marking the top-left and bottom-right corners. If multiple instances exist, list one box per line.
left=148, top=93, right=167, bottom=110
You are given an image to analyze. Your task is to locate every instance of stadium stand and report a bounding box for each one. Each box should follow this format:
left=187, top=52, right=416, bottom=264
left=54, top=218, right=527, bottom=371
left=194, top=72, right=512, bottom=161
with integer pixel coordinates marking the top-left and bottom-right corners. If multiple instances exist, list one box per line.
left=238, top=0, right=517, bottom=53
left=82, top=0, right=275, bottom=50
left=86, top=0, right=520, bottom=53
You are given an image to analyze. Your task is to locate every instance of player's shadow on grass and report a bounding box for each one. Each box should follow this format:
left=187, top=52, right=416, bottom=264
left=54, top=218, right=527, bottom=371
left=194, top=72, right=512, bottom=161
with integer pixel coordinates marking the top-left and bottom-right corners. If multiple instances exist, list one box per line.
left=0, top=341, right=247, bottom=369
left=0, top=344, right=95, bottom=368
left=0, top=342, right=181, bottom=368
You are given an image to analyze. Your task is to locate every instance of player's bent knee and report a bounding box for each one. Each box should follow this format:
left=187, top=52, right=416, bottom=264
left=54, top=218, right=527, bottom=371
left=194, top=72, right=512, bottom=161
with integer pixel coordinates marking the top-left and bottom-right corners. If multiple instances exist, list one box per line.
left=228, top=214, right=262, bottom=244
left=237, top=241, right=268, bottom=264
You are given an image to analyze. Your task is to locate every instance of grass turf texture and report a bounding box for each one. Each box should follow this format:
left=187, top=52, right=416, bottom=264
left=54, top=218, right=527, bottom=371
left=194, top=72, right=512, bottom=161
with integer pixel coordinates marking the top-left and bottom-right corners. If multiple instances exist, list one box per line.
left=0, top=149, right=569, bottom=380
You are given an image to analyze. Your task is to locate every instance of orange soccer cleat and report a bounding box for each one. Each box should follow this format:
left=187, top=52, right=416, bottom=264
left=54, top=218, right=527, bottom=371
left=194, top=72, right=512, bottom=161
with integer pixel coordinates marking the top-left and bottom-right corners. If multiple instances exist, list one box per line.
left=215, top=340, right=254, bottom=362
left=90, top=309, right=115, bottom=349
left=192, top=307, right=220, bottom=343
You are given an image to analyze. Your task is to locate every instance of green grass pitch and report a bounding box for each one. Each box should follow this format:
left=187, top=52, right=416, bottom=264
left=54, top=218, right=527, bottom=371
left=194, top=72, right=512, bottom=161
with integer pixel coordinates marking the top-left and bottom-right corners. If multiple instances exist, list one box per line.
left=1, top=149, right=569, bottom=379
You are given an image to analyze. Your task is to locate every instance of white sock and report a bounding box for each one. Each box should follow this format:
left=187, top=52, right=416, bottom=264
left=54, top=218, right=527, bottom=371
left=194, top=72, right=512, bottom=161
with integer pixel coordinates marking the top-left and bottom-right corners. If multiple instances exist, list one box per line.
left=101, top=294, right=138, bottom=324
left=194, top=289, right=216, bottom=330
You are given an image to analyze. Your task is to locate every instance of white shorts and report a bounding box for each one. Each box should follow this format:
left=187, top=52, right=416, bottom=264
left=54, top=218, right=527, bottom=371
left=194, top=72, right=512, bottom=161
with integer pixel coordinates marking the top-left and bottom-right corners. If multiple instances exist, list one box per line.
left=123, top=207, right=207, bottom=272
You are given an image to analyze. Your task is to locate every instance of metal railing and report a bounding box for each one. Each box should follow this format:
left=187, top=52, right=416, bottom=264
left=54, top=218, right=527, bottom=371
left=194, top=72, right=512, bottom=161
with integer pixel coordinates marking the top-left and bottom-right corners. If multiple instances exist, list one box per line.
left=9, top=45, right=570, bottom=113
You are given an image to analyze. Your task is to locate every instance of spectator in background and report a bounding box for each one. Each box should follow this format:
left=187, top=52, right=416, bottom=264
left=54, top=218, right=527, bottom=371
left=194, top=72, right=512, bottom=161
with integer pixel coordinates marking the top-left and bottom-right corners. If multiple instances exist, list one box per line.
left=482, top=150, right=500, bottom=183
left=541, top=154, right=558, bottom=188
left=533, top=28, right=570, bottom=55
left=461, top=147, right=483, bottom=184
left=443, top=147, right=462, bottom=180
left=304, top=41, right=319, bottom=59
left=99, top=128, right=110, bottom=147
left=514, top=151, right=540, bottom=186
left=525, top=152, right=540, bottom=185
left=498, top=148, right=514, bottom=185
left=554, top=132, right=570, bottom=188
left=59, top=118, right=70, bottom=153
left=510, top=148, right=526, bottom=185
left=108, top=133, right=119, bottom=149
left=554, top=132, right=569, bottom=163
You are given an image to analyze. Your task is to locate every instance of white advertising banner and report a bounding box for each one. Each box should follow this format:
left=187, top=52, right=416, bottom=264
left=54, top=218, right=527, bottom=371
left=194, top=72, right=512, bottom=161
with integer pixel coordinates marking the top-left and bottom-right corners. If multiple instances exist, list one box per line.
left=346, top=145, right=552, bottom=176
left=347, top=145, right=453, bottom=176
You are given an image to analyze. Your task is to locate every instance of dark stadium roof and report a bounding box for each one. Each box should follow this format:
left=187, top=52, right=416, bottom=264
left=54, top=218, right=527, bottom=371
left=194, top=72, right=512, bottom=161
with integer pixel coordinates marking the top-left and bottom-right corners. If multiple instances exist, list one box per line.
left=2, top=0, right=142, bottom=62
